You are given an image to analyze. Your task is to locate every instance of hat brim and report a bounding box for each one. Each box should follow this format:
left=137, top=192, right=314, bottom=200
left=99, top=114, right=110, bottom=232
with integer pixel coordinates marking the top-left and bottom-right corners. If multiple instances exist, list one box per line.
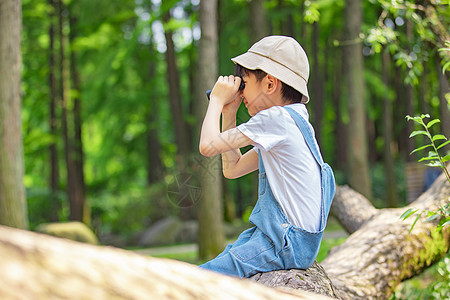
left=232, top=52, right=309, bottom=104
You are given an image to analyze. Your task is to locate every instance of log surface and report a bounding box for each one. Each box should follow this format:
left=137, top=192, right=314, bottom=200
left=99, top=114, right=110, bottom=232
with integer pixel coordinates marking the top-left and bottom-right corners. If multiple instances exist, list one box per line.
left=0, top=225, right=332, bottom=300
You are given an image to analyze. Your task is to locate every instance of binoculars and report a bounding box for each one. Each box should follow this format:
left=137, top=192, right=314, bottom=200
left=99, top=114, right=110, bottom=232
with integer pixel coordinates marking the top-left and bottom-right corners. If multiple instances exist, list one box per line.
left=206, top=79, right=245, bottom=100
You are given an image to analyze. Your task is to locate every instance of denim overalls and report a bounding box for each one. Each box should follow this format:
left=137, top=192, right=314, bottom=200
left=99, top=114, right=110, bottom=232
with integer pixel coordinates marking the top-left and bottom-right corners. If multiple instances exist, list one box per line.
left=200, top=106, right=335, bottom=278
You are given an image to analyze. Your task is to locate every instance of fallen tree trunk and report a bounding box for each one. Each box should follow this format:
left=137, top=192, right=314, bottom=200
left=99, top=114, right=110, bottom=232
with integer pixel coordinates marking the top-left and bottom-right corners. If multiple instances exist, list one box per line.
left=0, top=173, right=448, bottom=299
left=0, top=224, right=332, bottom=300
left=252, top=171, right=450, bottom=299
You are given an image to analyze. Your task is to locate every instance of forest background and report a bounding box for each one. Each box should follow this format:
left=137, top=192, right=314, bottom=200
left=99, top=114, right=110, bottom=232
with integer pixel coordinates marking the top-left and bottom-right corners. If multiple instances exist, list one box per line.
left=1, top=0, right=449, bottom=265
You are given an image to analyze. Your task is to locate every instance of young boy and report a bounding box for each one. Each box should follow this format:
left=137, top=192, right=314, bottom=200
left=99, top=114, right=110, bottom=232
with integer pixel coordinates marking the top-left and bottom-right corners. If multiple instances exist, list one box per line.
left=198, top=36, right=335, bottom=278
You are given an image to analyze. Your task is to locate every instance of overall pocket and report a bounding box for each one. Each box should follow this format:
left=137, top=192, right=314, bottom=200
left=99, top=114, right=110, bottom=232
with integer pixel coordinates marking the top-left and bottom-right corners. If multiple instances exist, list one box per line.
left=230, top=228, right=275, bottom=263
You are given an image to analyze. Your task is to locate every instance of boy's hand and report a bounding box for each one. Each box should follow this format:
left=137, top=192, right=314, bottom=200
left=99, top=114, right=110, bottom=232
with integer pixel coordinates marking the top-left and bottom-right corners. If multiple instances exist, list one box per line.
left=210, top=75, right=242, bottom=107
left=222, top=95, right=243, bottom=116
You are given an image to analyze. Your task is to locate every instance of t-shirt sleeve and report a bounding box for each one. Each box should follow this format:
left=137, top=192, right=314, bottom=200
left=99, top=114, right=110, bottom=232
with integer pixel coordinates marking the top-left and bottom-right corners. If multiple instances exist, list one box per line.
left=236, top=107, right=287, bottom=152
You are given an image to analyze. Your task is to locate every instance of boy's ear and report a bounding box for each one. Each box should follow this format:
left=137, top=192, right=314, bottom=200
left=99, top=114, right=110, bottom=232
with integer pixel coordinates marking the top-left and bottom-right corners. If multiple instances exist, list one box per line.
left=265, top=74, right=281, bottom=95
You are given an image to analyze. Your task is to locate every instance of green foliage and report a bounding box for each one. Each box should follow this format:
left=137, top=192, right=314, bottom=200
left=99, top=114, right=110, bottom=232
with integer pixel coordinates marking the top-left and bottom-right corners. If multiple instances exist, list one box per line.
left=401, top=114, right=450, bottom=232
left=365, top=0, right=449, bottom=86
left=91, top=182, right=178, bottom=238
left=405, top=115, right=450, bottom=181
left=390, top=254, right=450, bottom=300
left=438, top=41, right=450, bottom=74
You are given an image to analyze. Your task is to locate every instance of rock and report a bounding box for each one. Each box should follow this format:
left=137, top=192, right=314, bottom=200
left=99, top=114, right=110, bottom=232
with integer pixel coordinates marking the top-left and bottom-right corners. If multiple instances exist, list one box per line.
left=175, top=220, right=198, bottom=244
left=35, top=221, right=99, bottom=245
left=138, top=217, right=182, bottom=247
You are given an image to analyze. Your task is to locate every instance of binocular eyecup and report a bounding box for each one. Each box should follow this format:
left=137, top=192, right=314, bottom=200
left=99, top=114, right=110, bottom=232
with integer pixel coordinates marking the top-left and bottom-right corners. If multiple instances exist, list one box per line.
left=206, top=79, right=245, bottom=100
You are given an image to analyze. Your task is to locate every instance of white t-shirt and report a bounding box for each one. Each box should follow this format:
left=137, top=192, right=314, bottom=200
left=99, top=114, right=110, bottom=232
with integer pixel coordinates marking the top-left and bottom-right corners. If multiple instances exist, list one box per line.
left=237, top=103, right=322, bottom=232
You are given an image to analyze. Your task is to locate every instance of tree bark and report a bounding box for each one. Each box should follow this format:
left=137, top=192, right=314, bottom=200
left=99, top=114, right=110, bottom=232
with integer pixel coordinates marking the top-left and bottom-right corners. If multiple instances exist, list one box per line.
left=382, top=51, right=397, bottom=207
left=196, top=0, right=224, bottom=260
left=48, top=0, right=60, bottom=222
left=0, top=225, right=331, bottom=300
left=248, top=0, right=267, bottom=43
left=0, top=0, right=28, bottom=229
left=58, top=0, right=84, bottom=222
left=163, top=11, right=189, bottom=159
left=342, top=0, right=372, bottom=200
left=331, top=35, right=347, bottom=170
left=69, top=8, right=88, bottom=225
left=146, top=33, right=163, bottom=185
left=311, top=21, right=324, bottom=148
left=403, top=19, right=415, bottom=161
left=329, top=185, right=377, bottom=234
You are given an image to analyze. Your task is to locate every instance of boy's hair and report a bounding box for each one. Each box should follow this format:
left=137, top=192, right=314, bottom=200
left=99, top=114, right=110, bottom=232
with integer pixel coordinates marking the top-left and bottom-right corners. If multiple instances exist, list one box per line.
left=234, top=64, right=303, bottom=104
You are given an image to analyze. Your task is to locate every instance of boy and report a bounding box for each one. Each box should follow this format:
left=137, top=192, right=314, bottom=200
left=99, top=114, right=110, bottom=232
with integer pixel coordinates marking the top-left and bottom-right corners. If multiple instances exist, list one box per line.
left=198, top=36, right=335, bottom=278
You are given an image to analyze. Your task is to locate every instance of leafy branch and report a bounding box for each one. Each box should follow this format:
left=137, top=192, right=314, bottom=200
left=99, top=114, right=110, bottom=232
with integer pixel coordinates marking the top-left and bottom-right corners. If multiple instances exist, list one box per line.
left=401, top=114, right=450, bottom=232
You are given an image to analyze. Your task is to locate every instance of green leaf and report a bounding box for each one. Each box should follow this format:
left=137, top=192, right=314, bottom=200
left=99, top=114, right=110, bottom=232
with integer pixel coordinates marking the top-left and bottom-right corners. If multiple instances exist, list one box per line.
left=442, top=154, right=450, bottom=163
left=409, top=212, right=423, bottom=234
left=401, top=208, right=418, bottom=220
left=426, top=119, right=440, bottom=128
left=437, top=140, right=450, bottom=150
left=418, top=155, right=439, bottom=162
left=406, top=115, right=424, bottom=124
left=438, top=218, right=450, bottom=229
left=432, top=134, right=447, bottom=142
left=410, top=144, right=433, bottom=155
left=443, top=61, right=450, bottom=74
left=409, top=130, right=430, bottom=138
left=426, top=161, right=442, bottom=168
left=424, top=213, right=440, bottom=222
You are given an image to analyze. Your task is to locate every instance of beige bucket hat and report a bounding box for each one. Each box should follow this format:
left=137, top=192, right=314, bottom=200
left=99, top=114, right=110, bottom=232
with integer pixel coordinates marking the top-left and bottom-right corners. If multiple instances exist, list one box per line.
left=231, top=35, right=310, bottom=104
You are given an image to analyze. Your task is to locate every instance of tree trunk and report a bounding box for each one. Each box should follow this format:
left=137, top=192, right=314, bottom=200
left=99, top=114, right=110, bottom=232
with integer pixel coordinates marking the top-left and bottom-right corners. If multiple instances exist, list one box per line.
left=248, top=0, right=267, bottom=43
left=311, top=21, right=324, bottom=148
left=332, top=35, right=347, bottom=170
left=163, top=11, right=189, bottom=159
left=146, top=36, right=163, bottom=185
left=58, top=0, right=83, bottom=222
left=0, top=173, right=448, bottom=299
left=342, top=0, right=372, bottom=200
left=394, top=65, right=408, bottom=161
left=0, top=225, right=331, bottom=300
left=196, top=0, right=224, bottom=260
left=382, top=51, right=397, bottom=207
left=403, top=19, right=415, bottom=161
left=436, top=54, right=450, bottom=140
left=0, top=0, right=28, bottom=229
left=69, top=9, right=88, bottom=225
left=48, top=0, right=60, bottom=222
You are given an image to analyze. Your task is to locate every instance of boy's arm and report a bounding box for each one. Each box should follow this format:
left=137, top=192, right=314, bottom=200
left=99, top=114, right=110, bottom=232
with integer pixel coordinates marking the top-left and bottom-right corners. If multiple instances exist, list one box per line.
left=199, top=75, right=258, bottom=178
left=220, top=111, right=258, bottom=179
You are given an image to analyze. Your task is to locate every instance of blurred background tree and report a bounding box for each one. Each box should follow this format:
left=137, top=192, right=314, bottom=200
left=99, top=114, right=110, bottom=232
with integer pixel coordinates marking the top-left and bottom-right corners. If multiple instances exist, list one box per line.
left=0, top=0, right=28, bottom=229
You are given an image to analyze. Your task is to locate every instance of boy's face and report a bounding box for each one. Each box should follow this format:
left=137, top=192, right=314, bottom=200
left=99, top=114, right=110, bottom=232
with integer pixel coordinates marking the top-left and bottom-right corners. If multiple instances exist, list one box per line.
left=241, top=73, right=273, bottom=116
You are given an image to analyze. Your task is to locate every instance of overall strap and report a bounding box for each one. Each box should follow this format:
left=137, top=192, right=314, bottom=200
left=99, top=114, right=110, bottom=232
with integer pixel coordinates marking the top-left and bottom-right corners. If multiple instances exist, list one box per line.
left=257, top=149, right=265, bottom=172
left=283, top=106, right=324, bottom=166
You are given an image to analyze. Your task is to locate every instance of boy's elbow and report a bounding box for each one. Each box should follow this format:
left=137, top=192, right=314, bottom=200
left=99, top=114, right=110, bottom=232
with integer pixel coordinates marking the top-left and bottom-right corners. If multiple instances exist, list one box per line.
left=223, top=169, right=237, bottom=179
left=223, top=169, right=231, bottom=179
left=199, top=143, right=216, bottom=157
